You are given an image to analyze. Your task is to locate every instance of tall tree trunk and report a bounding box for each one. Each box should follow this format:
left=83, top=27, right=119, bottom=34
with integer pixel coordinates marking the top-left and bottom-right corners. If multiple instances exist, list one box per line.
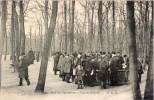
left=35, top=30, right=37, bottom=51
left=4, top=26, right=7, bottom=60
left=29, top=26, right=32, bottom=49
left=35, top=0, right=58, bottom=93
left=19, top=0, right=26, bottom=54
left=144, top=1, right=153, bottom=100
left=0, top=0, right=7, bottom=88
left=91, top=4, right=94, bottom=52
left=11, top=1, right=16, bottom=65
left=64, top=0, right=67, bottom=52
left=106, top=2, right=110, bottom=52
left=112, top=1, right=115, bottom=51
left=143, top=2, right=149, bottom=69
left=14, top=2, right=20, bottom=62
left=127, top=1, right=142, bottom=100
left=70, top=0, right=75, bottom=54
left=98, top=1, right=103, bottom=51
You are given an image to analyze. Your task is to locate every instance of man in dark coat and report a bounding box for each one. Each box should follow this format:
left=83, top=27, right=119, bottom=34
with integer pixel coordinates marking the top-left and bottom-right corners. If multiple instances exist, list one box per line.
left=98, top=54, right=110, bottom=89
left=27, top=48, right=35, bottom=64
left=53, top=52, right=61, bottom=75
left=110, top=52, right=124, bottom=85
left=18, top=53, right=30, bottom=86
left=82, top=56, right=95, bottom=87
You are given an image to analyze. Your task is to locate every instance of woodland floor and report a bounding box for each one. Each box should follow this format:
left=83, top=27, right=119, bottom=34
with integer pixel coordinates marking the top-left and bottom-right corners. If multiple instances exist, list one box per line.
left=0, top=55, right=148, bottom=100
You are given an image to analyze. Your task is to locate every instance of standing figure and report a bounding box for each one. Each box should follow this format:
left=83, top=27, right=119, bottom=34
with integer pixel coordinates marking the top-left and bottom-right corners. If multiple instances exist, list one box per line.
left=63, top=55, right=72, bottom=83
left=98, top=54, right=110, bottom=89
left=18, top=53, right=30, bottom=86
left=110, top=52, right=124, bottom=85
left=27, top=48, right=35, bottom=64
left=57, top=54, right=64, bottom=77
left=137, top=58, right=144, bottom=83
left=36, top=51, right=40, bottom=62
left=76, top=64, right=84, bottom=89
left=53, top=52, right=61, bottom=75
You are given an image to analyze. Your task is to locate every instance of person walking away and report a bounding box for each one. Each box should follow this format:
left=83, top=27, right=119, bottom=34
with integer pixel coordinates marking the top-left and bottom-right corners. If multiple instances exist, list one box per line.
left=18, top=53, right=30, bottom=86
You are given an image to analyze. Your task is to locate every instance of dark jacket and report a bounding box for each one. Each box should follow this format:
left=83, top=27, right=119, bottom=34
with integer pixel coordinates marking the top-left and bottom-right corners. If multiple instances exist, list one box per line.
left=110, top=56, right=124, bottom=71
left=18, top=55, right=29, bottom=78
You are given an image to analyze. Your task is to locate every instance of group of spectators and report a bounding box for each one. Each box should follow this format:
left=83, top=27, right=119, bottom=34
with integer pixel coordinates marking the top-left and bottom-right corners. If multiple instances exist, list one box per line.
left=53, top=51, right=144, bottom=89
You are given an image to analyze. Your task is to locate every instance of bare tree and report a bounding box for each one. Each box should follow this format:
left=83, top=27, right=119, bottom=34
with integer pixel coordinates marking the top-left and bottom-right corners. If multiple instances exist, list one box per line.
left=35, top=0, right=58, bottom=93
left=0, top=0, right=7, bottom=88
left=14, top=1, right=20, bottom=62
left=127, top=1, right=142, bottom=100
left=64, top=0, right=67, bottom=52
left=10, top=1, right=16, bottom=65
left=98, top=1, right=103, bottom=51
left=19, top=0, right=26, bottom=54
left=144, top=1, right=153, bottom=100
left=112, top=1, right=115, bottom=51
left=70, top=0, right=75, bottom=53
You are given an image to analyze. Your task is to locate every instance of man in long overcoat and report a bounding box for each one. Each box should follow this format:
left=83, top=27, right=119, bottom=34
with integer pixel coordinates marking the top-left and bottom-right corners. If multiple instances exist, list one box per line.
left=98, top=54, right=110, bottom=89
left=63, top=55, right=72, bottom=83
left=58, top=54, right=65, bottom=77
left=53, top=52, right=61, bottom=75
left=18, top=53, right=30, bottom=86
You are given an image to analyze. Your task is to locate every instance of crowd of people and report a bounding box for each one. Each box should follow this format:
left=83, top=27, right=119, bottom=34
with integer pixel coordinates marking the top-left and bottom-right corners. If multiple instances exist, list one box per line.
left=16, top=49, right=144, bottom=89
left=53, top=51, right=144, bottom=89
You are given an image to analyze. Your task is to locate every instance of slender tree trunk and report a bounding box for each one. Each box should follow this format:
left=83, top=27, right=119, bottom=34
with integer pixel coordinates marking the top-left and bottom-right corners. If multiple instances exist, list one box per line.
left=14, top=2, right=20, bottom=62
left=82, top=2, right=87, bottom=52
left=19, top=0, right=26, bottom=54
left=106, top=2, right=110, bottom=52
left=35, top=30, right=37, bottom=51
left=98, top=1, right=103, bottom=51
left=144, top=1, right=153, bottom=100
left=112, top=1, right=115, bottom=51
left=143, top=2, right=149, bottom=69
left=35, top=0, right=58, bottom=93
left=91, top=5, right=94, bottom=52
left=127, top=1, right=142, bottom=100
left=70, top=0, right=75, bottom=54
left=11, top=1, right=16, bottom=65
left=29, top=26, right=32, bottom=49
left=0, top=0, right=7, bottom=88
left=64, top=0, right=67, bottom=53
left=87, top=8, right=91, bottom=52
left=4, top=27, right=7, bottom=60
